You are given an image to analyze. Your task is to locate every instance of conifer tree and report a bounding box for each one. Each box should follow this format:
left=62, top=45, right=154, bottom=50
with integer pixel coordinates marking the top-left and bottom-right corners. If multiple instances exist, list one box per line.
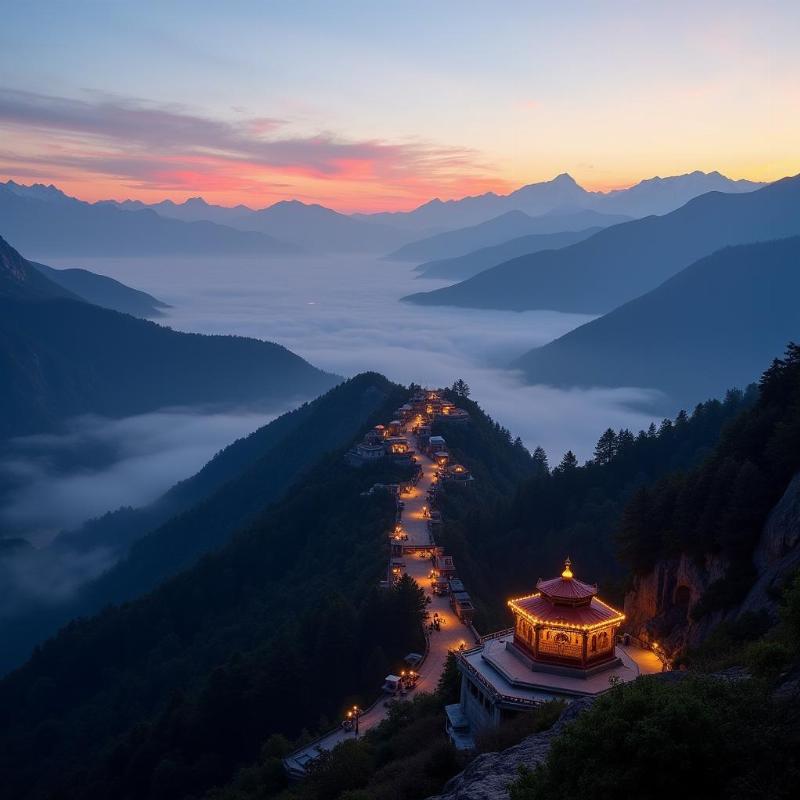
left=451, top=378, right=471, bottom=397
left=532, top=445, right=550, bottom=475
left=555, top=450, right=578, bottom=473
left=594, top=428, right=618, bottom=464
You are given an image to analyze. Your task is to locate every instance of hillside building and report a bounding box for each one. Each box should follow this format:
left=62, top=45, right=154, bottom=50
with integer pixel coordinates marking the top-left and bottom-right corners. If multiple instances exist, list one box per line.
left=446, top=559, right=663, bottom=750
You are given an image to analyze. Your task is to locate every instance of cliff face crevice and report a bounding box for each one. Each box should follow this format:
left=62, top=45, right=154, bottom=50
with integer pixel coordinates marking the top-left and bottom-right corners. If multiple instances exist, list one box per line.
left=624, top=471, right=800, bottom=654
left=623, top=551, right=729, bottom=652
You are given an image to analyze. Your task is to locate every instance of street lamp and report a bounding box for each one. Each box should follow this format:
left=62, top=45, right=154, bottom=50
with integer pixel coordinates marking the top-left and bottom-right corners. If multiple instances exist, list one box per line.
left=351, top=704, right=362, bottom=736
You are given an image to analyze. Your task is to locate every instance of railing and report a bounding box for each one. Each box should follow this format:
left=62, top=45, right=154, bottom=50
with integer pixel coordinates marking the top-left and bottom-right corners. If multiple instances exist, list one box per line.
left=480, top=627, right=513, bottom=643
left=457, top=651, right=544, bottom=709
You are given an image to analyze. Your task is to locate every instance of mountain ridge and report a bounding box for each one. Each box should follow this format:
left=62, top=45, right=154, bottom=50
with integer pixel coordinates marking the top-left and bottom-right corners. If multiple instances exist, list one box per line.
left=511, top=237, right=800, bottom=407
left=386, top=208, right=628, bottom=262
left=0, top=236, right=338, bottom=439
left=0, top=182, right=299, bottom=257
left=402, top=174, right=800, bottom=313
left=413, top=226, right=603, bottom=280
left=358, top=170, right=765, bottom=232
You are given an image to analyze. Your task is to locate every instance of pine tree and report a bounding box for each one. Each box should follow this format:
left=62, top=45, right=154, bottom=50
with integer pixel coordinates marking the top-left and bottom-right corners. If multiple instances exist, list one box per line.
left=532, top=446, right=550, bottom=475
left=594, top=428, right=618, bottom=464
left=555, top=450, right=578, bottom=473
left=451, top=378, right=471, bottom=398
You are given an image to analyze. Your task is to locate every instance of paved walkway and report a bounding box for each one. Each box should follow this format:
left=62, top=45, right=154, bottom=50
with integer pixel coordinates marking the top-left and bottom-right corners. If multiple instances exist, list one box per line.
left=285, top=430, right=472, bottom=775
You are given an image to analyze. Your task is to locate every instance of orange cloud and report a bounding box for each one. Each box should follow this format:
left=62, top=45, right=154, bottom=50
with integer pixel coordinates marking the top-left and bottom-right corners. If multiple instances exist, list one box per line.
left=0, top=88, right=506, bottom=212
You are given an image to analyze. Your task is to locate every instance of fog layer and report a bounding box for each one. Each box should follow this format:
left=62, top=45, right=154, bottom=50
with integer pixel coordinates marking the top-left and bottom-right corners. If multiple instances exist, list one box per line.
left=0, top=407, right=277, bottom=546
left=1, top=253, right=663, bottom=614
left=68, top=253, right=662, bottom=460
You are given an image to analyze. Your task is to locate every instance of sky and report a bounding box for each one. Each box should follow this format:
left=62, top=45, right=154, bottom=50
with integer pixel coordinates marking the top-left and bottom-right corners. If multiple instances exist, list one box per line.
left=0, top=1, right=797, bottom=211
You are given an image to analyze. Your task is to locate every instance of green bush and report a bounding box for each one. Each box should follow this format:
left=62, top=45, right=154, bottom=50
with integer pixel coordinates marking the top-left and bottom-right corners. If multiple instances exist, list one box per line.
left=509, top=675, right=800, bottom=800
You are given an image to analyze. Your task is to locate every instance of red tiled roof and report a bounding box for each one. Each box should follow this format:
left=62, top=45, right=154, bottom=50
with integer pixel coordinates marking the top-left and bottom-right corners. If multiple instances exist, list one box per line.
left=536, top=575, right=597, bottom=603
left=509, top=593, right=623, bottom=629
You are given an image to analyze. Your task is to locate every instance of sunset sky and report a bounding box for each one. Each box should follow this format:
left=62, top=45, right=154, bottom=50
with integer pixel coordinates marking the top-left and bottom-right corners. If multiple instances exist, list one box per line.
left=1, top=1, right=796, bottom=212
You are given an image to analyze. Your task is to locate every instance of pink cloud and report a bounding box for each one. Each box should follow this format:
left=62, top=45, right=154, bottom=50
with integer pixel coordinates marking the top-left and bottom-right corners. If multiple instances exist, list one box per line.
left=0, top=88, right=507, bottom=211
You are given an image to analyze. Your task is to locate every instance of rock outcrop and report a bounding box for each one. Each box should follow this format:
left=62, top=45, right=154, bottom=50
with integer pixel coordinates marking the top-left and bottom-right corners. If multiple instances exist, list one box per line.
left=623, top=551, right=729, bottom=653
left=738, top=471, right=800, bottom=619
left=427, top=698, right=594, bottom=800
left=624, top=471, right=800, bottom=655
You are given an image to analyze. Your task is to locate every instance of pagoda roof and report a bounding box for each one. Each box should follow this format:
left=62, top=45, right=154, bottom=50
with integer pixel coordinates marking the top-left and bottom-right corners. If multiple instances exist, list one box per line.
left=536, top=574, right=597, bottom=603
left=508, top=593, right=624, bottom=630
left=507, top=558, right=624, bottom=630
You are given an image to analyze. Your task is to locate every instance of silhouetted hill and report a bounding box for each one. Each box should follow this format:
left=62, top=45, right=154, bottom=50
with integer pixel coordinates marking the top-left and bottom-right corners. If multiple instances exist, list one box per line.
left=31, top=261, right=169, bottom=318
left=113, top=196, right=412, bottom=253
left=358, top=171, right=763, bottom=232
left=0, top=233, right=78, bottom=300
left=0, top=233, right=168, bottom=315
left=0, top=373, right=400, bottom=675
left=0, top=297, right=337, bottom=438
left=512, top=238, right=800, bottom=407
left=0, top=182, right=297, bottom=257
left=403, top=175, right=800, bottom=312
left=387, top=209, right=627, bottom=262
left=414, top=226, right=602, bottom=280
left=0, top=236, right=337, bottom=439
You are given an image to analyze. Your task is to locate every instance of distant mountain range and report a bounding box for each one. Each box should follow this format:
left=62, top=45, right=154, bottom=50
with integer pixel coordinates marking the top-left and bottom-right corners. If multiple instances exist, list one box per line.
left=513, top=237, right=800, bottom=408
left=0, top=182, right=298, bottom=257
left=357, top=171, right=765, bottom=232
left=403, top=175, right=800, bottom=312
left=1, top=171, right=765, bottom=260
left=109, top=196, right=413, bottom=253
left=0, top=235, right=338, bottom=439
left=386, top=209, right=627, bottom=262
left=413, top=227, right=602, bottom=281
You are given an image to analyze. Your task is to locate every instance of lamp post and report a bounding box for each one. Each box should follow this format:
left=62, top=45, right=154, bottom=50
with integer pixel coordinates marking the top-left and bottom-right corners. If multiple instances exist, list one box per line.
left=347, top=704, right=362, bottom=737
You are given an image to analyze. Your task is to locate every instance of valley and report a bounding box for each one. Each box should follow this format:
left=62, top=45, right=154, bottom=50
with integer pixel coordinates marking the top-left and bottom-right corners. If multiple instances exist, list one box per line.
left=1, top=7, right=798, bottom=796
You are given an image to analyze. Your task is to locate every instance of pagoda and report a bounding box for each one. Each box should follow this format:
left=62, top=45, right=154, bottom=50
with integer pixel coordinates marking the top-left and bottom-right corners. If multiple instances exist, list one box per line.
left=445, top=557, right=662, bottom=751
left=507, top=558, right=624, bottom=673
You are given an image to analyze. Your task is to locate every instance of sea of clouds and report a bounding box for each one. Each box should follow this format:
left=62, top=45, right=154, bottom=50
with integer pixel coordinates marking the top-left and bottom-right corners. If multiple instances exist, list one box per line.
left=2, top=252, right=663, bottom=552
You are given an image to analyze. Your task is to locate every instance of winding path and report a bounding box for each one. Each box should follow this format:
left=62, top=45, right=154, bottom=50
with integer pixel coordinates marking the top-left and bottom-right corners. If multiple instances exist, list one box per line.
left=285, top=428, right=472, bottom=775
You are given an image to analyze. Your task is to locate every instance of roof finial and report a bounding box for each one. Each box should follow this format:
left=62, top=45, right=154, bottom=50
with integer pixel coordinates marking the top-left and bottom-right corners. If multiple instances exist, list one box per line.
left=561, top=557, right=573, bottom=579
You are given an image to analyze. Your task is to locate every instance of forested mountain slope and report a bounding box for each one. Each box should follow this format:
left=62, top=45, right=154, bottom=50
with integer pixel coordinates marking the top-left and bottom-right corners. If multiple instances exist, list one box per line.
left=513, top=238, right=800, bottom=407
left=0, top=237, right=337, bottom=439
left=0, top=383, right=535, bottom=800
left=0, top=374, right=401, bottom=675
left=435, top=389, right=756, bottom=631
left=620, top=343, right=800, bottom=646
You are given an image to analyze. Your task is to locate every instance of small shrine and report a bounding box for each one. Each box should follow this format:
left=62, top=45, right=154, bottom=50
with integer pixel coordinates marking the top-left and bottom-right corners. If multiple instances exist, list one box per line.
left=508, top=558, right=624, bottom=672
left=441, top=557, right=662, bottom=752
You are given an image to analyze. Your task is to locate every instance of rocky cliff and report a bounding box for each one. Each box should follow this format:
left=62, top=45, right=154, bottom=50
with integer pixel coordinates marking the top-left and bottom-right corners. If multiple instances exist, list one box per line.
left=623, top=551, right=730, bottom=653
left=623, top=471, right=800, bottom=655
left=738, top=471, right=800, bottom=618
left=427, top=698, right=594, bottom=800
